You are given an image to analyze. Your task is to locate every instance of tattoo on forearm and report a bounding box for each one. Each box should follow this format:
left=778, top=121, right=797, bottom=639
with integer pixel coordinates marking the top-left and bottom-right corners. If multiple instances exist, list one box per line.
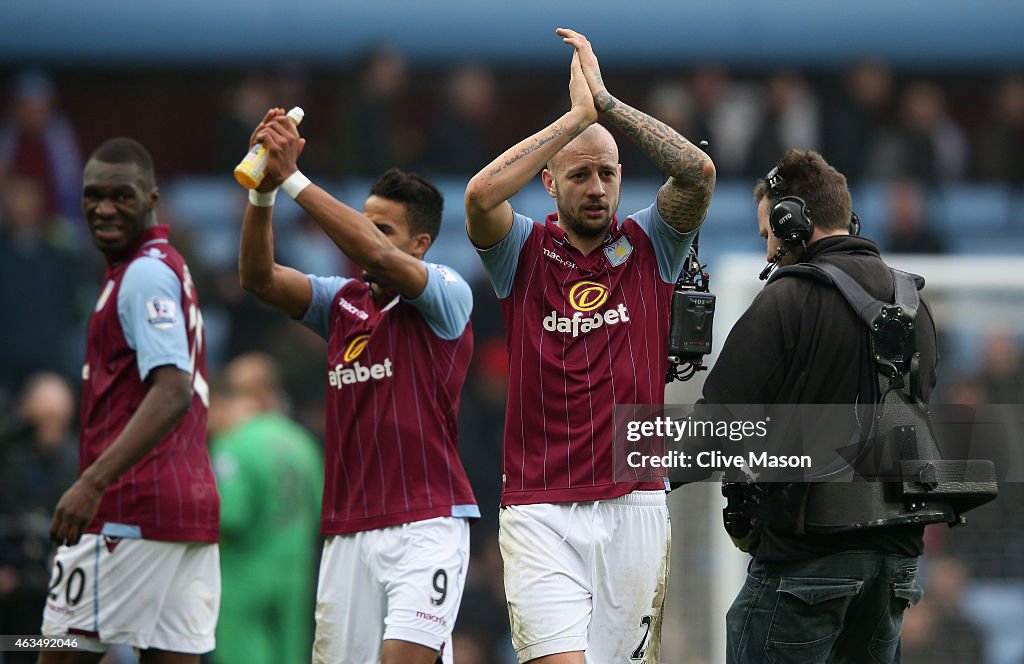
left=488, top=125, right=575, bottom=177
left=601, top=96, right=693, bottom=180
left=600, top=93, right=714, bottom=230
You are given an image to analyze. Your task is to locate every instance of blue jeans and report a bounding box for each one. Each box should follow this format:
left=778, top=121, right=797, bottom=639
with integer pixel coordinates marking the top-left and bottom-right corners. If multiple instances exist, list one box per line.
left=727, top=551, right=924, bottom=664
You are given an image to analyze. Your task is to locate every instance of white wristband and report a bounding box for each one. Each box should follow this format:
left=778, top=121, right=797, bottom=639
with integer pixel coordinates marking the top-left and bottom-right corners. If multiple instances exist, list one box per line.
left=248, top=188, right=277, bottom=207
left=282, top=170, right=311, bottom=199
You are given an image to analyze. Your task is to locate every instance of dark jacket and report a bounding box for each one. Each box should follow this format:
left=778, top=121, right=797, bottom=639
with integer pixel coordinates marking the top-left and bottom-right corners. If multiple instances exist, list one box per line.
left=702, top=235, right=938, bottom=561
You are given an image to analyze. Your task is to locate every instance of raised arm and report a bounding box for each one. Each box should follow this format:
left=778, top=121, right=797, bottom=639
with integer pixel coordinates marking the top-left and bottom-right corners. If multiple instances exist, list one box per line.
left=255, top=113, right=430, bottom=299
left=238, top=109, right=313, bottom=318
left=464, top=52, right=597, bottom=249
left=558, top=28, right=716, bottom=233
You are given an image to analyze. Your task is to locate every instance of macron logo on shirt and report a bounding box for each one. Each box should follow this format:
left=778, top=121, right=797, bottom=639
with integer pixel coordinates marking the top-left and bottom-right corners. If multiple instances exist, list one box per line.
left=338, top=297, right=369, bottom=321
left=543, top=280, right=631, bottom=338
left=542, top=248, right=577, bottom=270
left=328, top=334, right=393, bottom=388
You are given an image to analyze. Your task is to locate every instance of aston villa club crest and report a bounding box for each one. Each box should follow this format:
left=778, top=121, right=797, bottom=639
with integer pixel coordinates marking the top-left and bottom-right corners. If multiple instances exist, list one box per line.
left=604, top=236, right=633, bottom=267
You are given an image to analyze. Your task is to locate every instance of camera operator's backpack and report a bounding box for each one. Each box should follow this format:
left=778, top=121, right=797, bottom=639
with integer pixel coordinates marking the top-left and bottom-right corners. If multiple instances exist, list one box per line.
left=766, top=261, right=998, bottom=532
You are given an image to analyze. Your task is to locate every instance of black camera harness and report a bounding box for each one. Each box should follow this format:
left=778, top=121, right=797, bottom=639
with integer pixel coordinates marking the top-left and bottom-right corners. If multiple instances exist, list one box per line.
left=723, top=260, right=997, bottom=546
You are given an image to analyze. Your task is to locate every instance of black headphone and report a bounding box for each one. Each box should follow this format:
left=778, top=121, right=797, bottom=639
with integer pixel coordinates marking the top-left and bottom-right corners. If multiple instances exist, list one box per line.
left=765, top=165, right=860, bottom=243
left=766, top=166, right=814, bottom=245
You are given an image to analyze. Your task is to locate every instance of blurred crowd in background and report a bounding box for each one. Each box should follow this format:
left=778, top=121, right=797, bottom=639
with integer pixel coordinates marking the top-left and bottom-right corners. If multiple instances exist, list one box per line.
left=1, top=47, right=1023, bottom=663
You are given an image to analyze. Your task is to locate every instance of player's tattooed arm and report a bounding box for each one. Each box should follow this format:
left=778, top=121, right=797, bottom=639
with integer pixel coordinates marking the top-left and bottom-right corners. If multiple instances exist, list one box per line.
left=485, top=125, right=572, bottom=178
left=598, top=94, right=715, bottom=233
left=558, top=27, right=715, bottom=233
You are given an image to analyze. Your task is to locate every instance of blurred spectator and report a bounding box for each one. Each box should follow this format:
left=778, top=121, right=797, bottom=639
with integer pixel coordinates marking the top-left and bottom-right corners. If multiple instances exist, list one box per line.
left=974, top=75, right=1024, bottom=185
left=456, top=273, right=510, bottom=544
left=901, top=557, right=986, bottom=664
left=939, top=368, right=1024, bottom=577
left=210, top=353, right=323, bottom=664
left=210, top=63, right=317, bottom=175
left=944, top=332, right=1024, bottom=487
left=924, top=555, right=987, bottom=660
left=646, top=80, right=695, bottom=136
left=826, top=59, right=894, bottom=181
left=941, top=378, right=988, bottom=405
left=215, top=72, right=275, bottom=172
left=689, top=64, right=760, bottom=177
left=867, top=80, right=969, bottom=183
left=199, top=267, right=329, bottom=449
left=0, top=69, right=83, bottom=221
left=0, top=373, right=78, bottom=661
left=0, top=173, right=87, bottom=395
left=745, top=70, right=822, bottom=176
left=939, top=336, right=1024, bottom=664
left=207, top=265, right=294, bottom=360
left=261, top=321, right=330, bottom=443
left=279, top=213, right=353, bottom=278
left=932, top=378, right=1021, bottom=491
left=625, top=80, right=695, bottom=177
left=949, top=494, right=1024, bottom=664
left=334, top=46, right=417, bottom=177
left=458, top=337, right=507, bottom=545
left=0, top=372, right=79, bottom=516
left=420, top=63, right=499, bottom=174
left=273, top=63, right=313, bottom=115
left=975, top=328, right=1024, bottom=404
left=883, top=178, right=948, bottom=254
left=454, top=538, right=516, bottom=664
left=270, top=62, right=330, bottom=174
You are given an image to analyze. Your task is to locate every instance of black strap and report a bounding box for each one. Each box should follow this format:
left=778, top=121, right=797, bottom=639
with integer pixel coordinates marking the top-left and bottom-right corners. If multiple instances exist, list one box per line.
left=763, top=260, right=997, bottom=530
left=765, top=263, right=833, bottom=286
left=770, top=262, right=921, bottom=331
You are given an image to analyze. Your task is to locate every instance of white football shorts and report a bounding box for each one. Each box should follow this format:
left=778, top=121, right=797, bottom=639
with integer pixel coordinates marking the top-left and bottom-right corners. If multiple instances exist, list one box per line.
left=499, top=490, right=671, bottom=663
left=313, top=516, right=470, bottom=664
left=41, top=535, right=220, bottom=654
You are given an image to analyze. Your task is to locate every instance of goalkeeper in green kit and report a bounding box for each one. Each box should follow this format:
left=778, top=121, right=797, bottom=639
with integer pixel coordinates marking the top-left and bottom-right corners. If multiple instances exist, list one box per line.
left=209, top=353, right=323, bottom=664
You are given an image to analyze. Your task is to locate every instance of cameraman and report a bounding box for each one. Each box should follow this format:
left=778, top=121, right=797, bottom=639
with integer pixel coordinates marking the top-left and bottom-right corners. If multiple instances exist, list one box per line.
left=699, top=150, right=936, bottom=664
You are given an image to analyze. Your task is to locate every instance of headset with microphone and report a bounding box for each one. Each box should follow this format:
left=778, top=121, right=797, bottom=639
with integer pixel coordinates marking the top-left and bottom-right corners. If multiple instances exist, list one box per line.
left=759, top=165, right=860, bottom=280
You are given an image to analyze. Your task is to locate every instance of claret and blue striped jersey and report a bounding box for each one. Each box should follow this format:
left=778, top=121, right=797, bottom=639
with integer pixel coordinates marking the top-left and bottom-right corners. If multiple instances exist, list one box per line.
left=477, top=204, right=698, bottom=506
left=301, top=263, right=479, bottom=534
left=81, top=225, right=218, bottom=542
